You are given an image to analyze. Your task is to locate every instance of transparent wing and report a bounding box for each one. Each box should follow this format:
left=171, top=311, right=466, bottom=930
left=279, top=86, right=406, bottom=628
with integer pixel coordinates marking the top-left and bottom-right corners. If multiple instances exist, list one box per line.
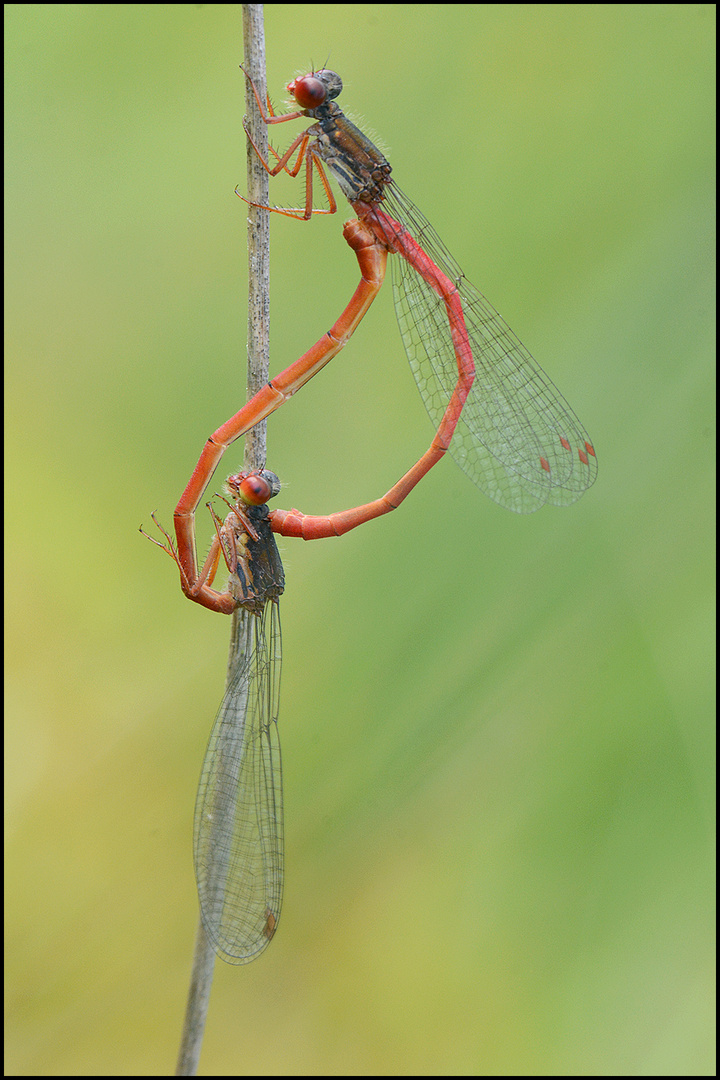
left=380, top=184, right=597, bottom=513
left=193, top=601, right=283, bottom=964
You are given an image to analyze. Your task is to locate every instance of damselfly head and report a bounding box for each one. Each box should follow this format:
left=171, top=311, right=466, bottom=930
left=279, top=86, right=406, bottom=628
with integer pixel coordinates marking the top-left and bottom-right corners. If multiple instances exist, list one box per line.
left=225, top=470, right=281, bottom=507
left=288, top=69, right=343, bottom=111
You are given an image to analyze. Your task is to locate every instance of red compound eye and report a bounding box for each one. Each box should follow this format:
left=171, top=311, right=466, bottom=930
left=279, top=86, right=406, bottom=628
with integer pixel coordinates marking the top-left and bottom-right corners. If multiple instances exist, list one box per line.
left=226, top=471, right=276, bottom=506
left=288, top=74, right=327, bottom=110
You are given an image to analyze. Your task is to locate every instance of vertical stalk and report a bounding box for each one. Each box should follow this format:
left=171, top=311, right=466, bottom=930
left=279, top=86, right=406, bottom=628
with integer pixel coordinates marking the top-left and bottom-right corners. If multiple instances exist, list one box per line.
left=175, top=7, right=269, bottom=1075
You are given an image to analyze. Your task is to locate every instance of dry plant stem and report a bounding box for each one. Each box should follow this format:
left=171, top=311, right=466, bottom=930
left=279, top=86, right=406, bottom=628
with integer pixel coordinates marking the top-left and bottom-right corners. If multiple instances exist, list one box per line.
left=234, top=1, right=270, bottom=775
left=175, top=7, right=269, bottom=1076
left=175, top=919, right=215, bottom=1076
left=242, top=9, right=270, bottom=474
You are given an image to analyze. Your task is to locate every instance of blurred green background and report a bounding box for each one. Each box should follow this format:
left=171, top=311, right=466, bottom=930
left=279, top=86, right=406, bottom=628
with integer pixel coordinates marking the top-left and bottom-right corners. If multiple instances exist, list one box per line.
left=6, top=5, right=714, bottom=1075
